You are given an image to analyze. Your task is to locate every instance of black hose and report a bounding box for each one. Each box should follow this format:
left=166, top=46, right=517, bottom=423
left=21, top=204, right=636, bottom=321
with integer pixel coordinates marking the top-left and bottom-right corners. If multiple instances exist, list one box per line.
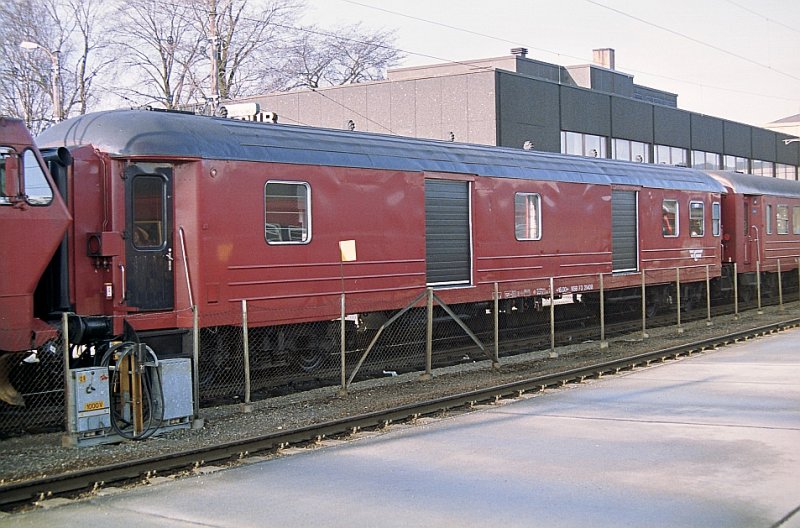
left=100, top=342, right=165, bottom=441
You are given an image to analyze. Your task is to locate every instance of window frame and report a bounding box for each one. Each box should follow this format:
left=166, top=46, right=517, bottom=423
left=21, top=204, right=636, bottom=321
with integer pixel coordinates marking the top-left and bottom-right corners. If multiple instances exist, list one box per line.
left=793, top=206, right=800, bottom=235
left=712, top=202, right=721, bottom=237
left=264, top=180, right=312, bottom=245
left=131, top=174, right=167, bottom=250
left=776, top=205, right=789, bottom=235
left=688, top=201, right=705, bottom=237
left=766, top=204, right=773, bottom=235
left=662, top=199, right=679, bottom=237
left=514, top=192, right=542, bottom=241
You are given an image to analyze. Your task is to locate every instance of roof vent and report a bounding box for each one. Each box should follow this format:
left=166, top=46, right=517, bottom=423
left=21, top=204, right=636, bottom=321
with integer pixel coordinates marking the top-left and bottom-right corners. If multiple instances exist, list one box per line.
left=511, top=47, right=528, bottom=58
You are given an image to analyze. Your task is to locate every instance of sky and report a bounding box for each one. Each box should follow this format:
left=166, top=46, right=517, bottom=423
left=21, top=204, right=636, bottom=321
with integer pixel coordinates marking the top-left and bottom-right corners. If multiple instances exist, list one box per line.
left=301, top=0, right=800, bottom=128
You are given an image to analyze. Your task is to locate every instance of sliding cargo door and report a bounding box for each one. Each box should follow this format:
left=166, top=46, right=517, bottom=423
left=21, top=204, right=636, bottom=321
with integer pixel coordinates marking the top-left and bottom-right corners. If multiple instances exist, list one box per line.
left=425, top=179, right=471, bottom=286
left=611, top=190, right=639, bottom=273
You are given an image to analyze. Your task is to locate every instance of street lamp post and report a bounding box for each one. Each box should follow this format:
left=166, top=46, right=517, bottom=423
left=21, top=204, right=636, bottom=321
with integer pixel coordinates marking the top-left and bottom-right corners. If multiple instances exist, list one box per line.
left=20, top=40, right=62, bottom=123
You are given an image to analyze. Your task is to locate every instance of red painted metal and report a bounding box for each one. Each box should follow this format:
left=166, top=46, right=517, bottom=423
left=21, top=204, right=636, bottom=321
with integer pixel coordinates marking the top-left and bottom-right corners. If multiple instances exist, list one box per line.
left=0, top=118, right=71, bottom=351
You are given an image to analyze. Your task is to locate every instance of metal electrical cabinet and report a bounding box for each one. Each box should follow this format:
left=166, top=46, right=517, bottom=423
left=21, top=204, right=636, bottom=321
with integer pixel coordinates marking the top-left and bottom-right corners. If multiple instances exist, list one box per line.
left=63, top=358, right=193, bottom=447
left=153, top=358, right=193, bottom=432
left=65, top=367, right=112, bottom=447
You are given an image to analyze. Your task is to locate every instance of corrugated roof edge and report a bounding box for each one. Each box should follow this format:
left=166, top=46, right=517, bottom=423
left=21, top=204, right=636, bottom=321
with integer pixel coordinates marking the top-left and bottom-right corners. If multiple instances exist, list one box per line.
left=37, top=109, right=725, bottom=193
left=708, top=171, right=800, bottom=198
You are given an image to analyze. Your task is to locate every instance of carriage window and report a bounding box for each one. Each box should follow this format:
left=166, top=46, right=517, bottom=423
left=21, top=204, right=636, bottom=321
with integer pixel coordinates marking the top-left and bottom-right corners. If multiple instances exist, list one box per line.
left=0, top=147, right=11, bottom=204
left=689, top=201, right=704, bottom=237
left=265, top=181, right=310, bottom=244
left=777, top=205, right=789, bottom=235
left=712, top=202, right=721, bottom=236
left=766, top=204, right=773, bottom=234
left=662, top=200, right=678, bottom=237
left=794, top=207, right=800, bottom=235
left=515, top=193, right=541, bottom=240
left=132, top=175, right=166, bottom=249
left=23, top=149, right=53, bottom=205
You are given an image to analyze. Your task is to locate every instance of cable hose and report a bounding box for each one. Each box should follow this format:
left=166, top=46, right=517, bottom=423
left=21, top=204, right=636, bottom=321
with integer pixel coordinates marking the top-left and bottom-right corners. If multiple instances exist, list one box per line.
left=100, top=341, right=165, bottom=440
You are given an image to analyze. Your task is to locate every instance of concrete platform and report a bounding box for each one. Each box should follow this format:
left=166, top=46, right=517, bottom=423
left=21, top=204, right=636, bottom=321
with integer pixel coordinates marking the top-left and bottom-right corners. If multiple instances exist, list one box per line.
left=4, top=329, right=800, bottom=528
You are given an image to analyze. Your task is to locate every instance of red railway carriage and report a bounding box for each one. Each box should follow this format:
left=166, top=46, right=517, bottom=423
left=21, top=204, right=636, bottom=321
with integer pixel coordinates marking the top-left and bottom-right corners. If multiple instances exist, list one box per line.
left=1, top=109, right=728, bottom=405
left=32, top=109, right=724, bottom=329
left=710, top=171, right=800, bottom=295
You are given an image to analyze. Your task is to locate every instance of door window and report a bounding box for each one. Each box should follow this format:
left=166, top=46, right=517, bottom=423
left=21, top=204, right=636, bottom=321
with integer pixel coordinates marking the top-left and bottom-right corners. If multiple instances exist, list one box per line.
left=132, top=175, right=166, bottom=249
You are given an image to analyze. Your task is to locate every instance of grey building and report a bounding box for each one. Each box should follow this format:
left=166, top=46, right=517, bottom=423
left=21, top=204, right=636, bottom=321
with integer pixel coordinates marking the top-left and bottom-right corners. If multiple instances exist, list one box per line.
left=229, top=48, right=800, bottom=180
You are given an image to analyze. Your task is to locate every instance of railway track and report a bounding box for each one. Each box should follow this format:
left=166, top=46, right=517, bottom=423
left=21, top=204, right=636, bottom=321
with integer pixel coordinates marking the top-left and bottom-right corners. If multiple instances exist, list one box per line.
left=2, top=317, right=798, bottom=511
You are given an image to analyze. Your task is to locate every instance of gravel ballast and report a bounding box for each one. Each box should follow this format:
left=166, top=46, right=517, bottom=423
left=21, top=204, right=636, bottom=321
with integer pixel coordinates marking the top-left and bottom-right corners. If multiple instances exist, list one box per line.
left=0, top=303, right=797, bottom=486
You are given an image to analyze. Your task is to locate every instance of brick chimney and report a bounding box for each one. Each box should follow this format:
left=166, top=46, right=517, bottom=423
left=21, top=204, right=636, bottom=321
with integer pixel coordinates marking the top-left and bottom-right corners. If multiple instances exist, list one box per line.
left=593, top=48, right=615, bottom=70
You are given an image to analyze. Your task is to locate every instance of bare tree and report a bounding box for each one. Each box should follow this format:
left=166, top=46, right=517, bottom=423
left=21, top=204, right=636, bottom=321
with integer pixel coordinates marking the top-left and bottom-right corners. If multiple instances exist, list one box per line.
left=325, top=24, right=403, bottom=86
left=282, top=23, right=403, bottom=90
left=113, top=0, right=206, bottom=109
left=65, top=0, right=114, bottom=115
left=1, top=0, right=403, bottom=121
left=199, top=0, right=303, bottom=102
left=0, top=0, right=114, bottom=132
left=0, top=0, right=66, bottom=131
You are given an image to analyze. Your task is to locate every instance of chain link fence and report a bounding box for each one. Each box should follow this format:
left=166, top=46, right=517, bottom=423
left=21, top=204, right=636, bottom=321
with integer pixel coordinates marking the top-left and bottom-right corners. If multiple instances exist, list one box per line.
left=3, top=260, right=799, bottom=438
left=0, top=330, right=65, bottom=437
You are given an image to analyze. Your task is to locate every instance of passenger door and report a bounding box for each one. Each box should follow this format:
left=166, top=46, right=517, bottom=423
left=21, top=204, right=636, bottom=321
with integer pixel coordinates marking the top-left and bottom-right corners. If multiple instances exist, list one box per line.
left=743, top=195, right=762, bottom=266
left=124, top=164, right=174, bottom=310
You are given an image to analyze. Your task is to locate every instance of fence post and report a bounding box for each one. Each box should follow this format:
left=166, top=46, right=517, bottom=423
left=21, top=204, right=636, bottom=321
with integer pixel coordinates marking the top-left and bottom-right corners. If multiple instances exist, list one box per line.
left=599, top=273, right=608, bottom=349
left=420, top=288, right=434, bottom=381
left=339, top=293, right=348, bottom=395
left=192, top=306, right=203, bottom=428
left=778, top=259, right=784, bottom=311
left=756, top=260, right=763, bottom=314
left=241, top=300, right=252, bottom=413
left=641, top=269, right=648, bottom=339
left=676, top=267, right=683, bottom=334
left=62, top=312, right=75, bottom=439
left=549, top=277, right=557, bottom=358
left=706, top=264, right=712, bottom=326
left=733, top=264, right=739, bottom=320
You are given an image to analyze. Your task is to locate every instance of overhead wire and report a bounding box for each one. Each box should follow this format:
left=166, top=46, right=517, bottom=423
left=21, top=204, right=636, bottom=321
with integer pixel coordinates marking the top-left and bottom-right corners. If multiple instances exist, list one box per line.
left=338, top=0, right=800, bottom=103
left=583, top=0, right=800, bottom=83
left=145, top=0, right=800, bottom=123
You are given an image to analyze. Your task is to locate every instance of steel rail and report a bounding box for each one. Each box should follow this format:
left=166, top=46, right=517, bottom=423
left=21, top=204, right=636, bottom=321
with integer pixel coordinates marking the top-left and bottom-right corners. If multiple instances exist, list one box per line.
left=2, top=317, right=799, bottom=510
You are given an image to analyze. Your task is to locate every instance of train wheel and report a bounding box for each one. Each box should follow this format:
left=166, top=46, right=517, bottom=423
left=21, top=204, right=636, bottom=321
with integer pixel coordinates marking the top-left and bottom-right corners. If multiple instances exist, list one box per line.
left=0, top=353, right=25, bottom=407
left=645, top=302, right=660, bottom=318
left=286, top=330, right=335, bottom=373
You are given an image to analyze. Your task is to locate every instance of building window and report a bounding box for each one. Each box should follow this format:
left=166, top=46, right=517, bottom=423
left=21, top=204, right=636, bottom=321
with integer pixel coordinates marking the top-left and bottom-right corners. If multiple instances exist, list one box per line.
left=776, top=163, right=797, bottom=180
left=766, top=204, right=773, bottom=234
left=561, top=131, right=607, bottom=158
left=723, top=155, right=749, bottom=173
left=515, top=193, right=541, bottom=240
left=265, top=181, right=311, bottom=244
left=691, top=150, right=721, bottom=170
left=655, top=145, right=687, bottom=167
left=689, top=201, right=704, bottom=237
left=712, top=202, right=721, bottom=236
left=777, top=205, right=789, bottom=234
left=662, top=199, right=678, bottom=237
left=612, top=138, right=649, bottom=163
left=752, top=160, right=774, bottom=178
